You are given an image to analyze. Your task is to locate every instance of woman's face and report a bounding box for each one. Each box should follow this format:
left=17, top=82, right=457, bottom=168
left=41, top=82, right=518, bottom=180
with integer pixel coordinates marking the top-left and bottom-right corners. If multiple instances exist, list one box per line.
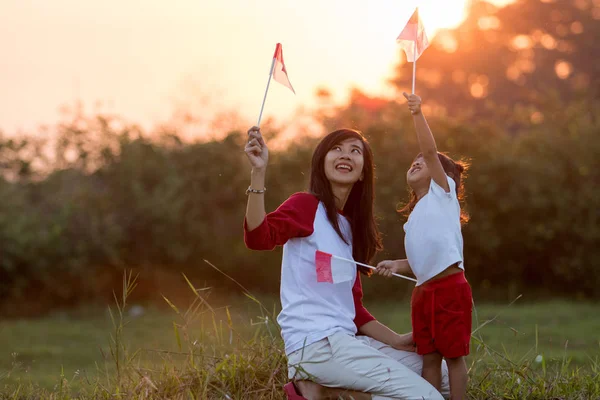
left=324, top=137, right=365, bottom=187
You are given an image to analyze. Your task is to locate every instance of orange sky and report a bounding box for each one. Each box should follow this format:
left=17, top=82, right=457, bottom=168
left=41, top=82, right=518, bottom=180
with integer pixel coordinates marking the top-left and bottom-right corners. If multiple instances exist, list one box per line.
left=0, top=0, right=513, bottom=135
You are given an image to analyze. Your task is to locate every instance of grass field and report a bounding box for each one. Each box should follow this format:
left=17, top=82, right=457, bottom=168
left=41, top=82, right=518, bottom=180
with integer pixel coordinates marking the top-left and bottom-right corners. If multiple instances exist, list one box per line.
left=1, top=278, right=599, bottom=398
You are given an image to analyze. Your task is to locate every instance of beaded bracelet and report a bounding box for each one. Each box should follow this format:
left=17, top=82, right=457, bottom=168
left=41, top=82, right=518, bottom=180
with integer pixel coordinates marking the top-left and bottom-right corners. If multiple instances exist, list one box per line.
left=245, top=186, right=267, bottom=195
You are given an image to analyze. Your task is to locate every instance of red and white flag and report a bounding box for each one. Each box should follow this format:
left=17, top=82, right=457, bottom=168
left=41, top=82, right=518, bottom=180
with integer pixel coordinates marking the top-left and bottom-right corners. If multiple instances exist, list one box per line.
left=315, top=250, right=354, bottom=284
left=396, top=8, right=430, bottom=62
left=272, top=43, right=295, bottom=94
left=256, top=43, right=295, bottom=126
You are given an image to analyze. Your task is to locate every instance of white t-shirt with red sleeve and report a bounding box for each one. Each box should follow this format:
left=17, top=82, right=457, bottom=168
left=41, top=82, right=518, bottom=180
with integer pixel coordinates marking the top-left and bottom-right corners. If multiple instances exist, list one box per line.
left=404, top=175, right=465, bottom=286
left=244, top=192, right=375, bottom=355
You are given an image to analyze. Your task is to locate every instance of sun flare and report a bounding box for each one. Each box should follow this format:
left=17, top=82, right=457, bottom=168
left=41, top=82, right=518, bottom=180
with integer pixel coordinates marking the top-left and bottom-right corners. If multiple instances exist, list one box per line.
left=418, top=0, right=470, bottom=36
left=393, top=0, right=515, bottom=41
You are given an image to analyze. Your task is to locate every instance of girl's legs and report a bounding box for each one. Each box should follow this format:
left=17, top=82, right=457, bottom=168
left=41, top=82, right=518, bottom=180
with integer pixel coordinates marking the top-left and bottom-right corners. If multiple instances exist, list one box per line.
left=446, top=356, right=468, bottom=400
left=422, top=352, right=443, bottom=391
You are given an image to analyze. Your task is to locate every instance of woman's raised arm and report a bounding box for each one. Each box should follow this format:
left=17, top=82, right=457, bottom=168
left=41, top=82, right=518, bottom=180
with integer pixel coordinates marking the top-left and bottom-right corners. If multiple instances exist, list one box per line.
left=244, top=126, right=269, bottom=230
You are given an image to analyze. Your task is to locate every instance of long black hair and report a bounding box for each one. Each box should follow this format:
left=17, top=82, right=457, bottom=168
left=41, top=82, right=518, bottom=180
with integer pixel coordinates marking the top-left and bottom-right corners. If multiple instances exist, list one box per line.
left=310, top=129, right=382, bottom=275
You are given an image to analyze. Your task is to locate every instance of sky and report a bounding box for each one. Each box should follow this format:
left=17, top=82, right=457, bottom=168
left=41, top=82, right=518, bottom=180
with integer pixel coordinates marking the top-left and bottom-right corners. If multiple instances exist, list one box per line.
left=0, top=0, right=512, bottom=135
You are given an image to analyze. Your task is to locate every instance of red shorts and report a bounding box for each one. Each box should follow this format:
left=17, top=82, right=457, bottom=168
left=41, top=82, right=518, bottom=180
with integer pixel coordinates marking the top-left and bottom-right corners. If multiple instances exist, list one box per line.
left=411, top=271, right=472, bottom=358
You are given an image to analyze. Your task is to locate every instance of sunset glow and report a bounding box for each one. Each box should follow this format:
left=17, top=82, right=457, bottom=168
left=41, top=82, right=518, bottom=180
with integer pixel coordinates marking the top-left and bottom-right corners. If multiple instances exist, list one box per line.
left=419, top=1, right=470, bottom=35
left=0, top=0, right=515, bottom=134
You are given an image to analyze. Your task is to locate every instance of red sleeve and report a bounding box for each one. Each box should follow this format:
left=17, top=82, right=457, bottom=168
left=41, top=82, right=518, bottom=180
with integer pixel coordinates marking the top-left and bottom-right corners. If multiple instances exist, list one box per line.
left=244, top=192, right=319, bottom=250
left=353, top=273, right=376, bottom=329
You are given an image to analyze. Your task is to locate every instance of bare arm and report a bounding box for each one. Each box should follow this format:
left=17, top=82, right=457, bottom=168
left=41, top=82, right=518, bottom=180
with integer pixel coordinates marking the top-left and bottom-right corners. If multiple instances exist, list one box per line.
left=403, top=92, right=450, bottom=192
left=359, top=320, right=415, bottom=352
left=352, top=273, right=414, bottom=351
left=244, top=126, right=269, bottom=230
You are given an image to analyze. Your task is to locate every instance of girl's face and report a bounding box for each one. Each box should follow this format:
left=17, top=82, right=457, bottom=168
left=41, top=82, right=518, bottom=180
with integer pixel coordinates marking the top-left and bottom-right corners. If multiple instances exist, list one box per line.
left=324, top=137, right=365, bottom=187
left=406, top=154, right=431, bottom=187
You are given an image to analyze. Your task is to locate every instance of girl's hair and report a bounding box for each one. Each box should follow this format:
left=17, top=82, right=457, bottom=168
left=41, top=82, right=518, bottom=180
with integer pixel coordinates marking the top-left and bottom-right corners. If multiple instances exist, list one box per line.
left=399, top=152, right=470, bottom=225
left=310, top=129, right=382, bottom=275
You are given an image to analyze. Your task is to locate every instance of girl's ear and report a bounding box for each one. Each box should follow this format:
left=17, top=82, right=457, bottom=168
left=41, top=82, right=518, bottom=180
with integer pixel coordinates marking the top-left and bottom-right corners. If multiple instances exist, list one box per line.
left=359, top=173, right=364, bottom=181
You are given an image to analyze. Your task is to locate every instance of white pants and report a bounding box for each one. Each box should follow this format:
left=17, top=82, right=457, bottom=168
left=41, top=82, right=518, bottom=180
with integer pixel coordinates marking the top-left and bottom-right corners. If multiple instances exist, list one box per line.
left=287, top=332, right=450, bottom=400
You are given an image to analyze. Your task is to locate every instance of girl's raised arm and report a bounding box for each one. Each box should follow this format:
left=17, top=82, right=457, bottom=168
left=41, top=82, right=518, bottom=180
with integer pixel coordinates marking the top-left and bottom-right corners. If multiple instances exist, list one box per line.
left=403, top=92, right=450, bottom=193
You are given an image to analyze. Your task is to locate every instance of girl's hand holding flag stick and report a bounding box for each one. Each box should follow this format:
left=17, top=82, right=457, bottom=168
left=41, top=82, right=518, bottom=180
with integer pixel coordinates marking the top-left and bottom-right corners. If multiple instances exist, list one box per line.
left=376, top=259, right=414, bottom=280
left=315, top=250, right=417, bottom=283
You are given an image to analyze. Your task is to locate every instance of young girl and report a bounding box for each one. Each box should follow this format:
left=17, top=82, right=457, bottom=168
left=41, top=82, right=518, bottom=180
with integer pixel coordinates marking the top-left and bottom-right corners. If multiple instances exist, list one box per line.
left=376, top=92, right=472, bottom=400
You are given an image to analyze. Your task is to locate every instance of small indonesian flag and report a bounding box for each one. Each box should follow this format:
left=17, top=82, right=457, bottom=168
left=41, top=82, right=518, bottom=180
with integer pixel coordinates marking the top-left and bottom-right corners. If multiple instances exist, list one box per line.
left=396, top=8, right=430, bottom=62
left=315, top=250, right=354, bottom=284
left=272, top=43, right=295, bottom=94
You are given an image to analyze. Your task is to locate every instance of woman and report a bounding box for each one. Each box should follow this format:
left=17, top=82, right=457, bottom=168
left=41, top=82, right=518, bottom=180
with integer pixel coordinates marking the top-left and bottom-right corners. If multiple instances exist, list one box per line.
left=244, top=126, right=449, bottom=399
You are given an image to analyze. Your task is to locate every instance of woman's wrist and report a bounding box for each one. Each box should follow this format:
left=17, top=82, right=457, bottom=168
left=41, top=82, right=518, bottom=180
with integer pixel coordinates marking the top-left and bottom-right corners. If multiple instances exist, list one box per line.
left=251, top=167, right=266, bottom=177
left=250, top=168, right=266, bottom=190
left=391, top=331, right=415, bottom=350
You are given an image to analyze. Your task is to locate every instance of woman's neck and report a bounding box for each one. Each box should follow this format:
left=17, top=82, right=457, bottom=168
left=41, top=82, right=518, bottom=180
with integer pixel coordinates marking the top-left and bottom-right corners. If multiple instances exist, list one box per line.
left=332, top=184, right=352, bottom=210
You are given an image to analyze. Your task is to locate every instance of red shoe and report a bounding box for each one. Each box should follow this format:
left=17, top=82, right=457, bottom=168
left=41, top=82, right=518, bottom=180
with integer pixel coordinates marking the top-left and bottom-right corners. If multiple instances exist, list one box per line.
left=283, top=382, right=308, bottom=400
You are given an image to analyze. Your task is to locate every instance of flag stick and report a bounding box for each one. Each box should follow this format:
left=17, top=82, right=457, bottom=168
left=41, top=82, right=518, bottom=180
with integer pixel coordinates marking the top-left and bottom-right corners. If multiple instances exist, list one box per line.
left=257, top=57, right=276, bottom=127
left=412, top=39, right=417, bottom=94
left=330, top=254, right=417, bottom=283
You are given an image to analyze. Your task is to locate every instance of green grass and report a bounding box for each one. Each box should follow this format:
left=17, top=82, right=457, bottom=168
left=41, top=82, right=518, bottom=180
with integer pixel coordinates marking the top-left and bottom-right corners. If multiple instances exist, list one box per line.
left=0, top=274, right=599, bottom=399
left=372, top=298, right=600, bottom=366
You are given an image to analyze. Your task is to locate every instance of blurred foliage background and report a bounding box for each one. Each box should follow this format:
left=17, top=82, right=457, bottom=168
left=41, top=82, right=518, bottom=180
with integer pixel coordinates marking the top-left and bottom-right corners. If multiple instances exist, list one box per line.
left=0, top=0, right=598, bottom=316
